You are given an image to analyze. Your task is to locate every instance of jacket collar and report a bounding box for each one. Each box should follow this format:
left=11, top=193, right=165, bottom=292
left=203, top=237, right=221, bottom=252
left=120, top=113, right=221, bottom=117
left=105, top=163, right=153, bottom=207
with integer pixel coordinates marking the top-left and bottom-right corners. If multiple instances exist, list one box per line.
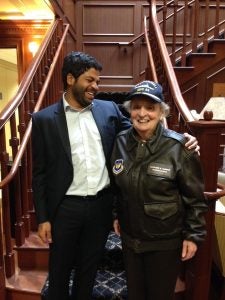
left=126, top=122, right=164, bottom=154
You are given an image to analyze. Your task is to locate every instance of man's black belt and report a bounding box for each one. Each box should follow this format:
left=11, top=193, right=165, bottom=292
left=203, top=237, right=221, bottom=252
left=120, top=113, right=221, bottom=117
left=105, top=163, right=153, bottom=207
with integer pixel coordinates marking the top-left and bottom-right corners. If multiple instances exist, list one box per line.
left=64, top=187, right=111, bottom=200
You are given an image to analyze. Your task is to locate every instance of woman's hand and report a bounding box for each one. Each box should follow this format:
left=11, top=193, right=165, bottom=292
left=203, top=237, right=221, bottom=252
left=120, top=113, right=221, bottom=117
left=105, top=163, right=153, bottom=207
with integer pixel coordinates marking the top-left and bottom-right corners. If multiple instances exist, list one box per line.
left=113, top=219, right=121, bottom=236
left=184, top=132, right=200, bottom=154
left=181, top=240, right=197, bottom=261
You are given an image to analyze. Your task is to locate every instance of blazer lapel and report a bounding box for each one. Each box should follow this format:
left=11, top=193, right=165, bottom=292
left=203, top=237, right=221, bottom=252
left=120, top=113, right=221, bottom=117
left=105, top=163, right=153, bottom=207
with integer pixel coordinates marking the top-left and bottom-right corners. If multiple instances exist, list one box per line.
left=54, top=100, right=72, bottom=164
left=91, top=101, right=109, bottom=158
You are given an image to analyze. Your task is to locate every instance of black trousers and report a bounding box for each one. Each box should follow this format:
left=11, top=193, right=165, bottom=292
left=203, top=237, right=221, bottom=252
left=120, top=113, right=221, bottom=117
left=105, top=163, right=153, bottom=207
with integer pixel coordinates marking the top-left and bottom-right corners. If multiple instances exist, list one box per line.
left=48, top=190, right=113, bottom=300
left=122, top=243, right=181, bottom=300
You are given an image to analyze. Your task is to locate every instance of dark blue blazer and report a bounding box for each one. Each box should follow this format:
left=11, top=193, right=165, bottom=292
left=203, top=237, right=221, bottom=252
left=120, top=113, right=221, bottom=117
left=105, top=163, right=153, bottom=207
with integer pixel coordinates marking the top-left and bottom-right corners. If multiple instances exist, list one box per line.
left=32, top=99, right=130, bottom=224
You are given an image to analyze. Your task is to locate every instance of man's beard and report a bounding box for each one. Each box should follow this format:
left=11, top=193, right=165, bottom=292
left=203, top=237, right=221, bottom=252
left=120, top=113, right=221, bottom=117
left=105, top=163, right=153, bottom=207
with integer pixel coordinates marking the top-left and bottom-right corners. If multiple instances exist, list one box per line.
left=71, top=85, right=93, bottom=108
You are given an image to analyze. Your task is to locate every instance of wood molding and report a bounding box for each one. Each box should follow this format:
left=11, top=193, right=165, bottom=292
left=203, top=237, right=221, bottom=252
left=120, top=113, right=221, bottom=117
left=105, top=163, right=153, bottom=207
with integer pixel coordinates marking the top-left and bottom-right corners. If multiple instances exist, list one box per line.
left=0, top=20, right=51, bottom=36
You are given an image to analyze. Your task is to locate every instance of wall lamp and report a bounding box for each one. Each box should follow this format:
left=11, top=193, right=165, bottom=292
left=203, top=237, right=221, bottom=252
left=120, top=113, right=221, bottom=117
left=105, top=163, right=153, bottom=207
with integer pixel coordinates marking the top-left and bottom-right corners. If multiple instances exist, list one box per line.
left=28, top=41, right=39, bottom=57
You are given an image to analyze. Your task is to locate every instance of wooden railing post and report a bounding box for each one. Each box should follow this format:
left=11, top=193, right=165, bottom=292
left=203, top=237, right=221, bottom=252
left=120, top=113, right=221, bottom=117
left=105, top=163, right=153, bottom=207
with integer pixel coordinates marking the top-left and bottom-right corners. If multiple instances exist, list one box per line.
left=186, top=120, right=225, bottom=300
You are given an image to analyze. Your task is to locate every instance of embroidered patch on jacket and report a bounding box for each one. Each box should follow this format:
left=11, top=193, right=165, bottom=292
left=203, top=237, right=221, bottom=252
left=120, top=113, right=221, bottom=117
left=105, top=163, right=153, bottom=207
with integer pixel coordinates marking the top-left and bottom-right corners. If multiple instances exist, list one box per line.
left=113, top=159, right=124, bottom=175
left=147, top=162, right=172, bottom=178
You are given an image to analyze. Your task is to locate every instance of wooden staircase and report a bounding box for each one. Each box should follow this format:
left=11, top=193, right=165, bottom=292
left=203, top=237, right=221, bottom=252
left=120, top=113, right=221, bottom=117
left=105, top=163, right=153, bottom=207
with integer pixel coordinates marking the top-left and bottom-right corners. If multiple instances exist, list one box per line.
left=5, top=233, right=48, bottom=300
left=175, top=38, right=225, bottom=87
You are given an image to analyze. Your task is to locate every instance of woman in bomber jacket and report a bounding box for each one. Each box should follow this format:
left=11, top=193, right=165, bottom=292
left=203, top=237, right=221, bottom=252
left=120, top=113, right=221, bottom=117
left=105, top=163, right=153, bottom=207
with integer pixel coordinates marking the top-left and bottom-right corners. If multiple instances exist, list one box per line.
left=111, top=81, right=208, bottom=300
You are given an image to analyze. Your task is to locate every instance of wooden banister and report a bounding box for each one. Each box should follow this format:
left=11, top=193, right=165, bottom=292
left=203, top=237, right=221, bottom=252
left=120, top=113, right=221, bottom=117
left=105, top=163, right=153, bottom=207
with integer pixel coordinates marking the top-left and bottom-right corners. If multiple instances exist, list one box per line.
left=145, top=10, right=194, bottom=125
left=0, top=18, right=69, bottom=287
left=205, top=183, right=225, bottom=202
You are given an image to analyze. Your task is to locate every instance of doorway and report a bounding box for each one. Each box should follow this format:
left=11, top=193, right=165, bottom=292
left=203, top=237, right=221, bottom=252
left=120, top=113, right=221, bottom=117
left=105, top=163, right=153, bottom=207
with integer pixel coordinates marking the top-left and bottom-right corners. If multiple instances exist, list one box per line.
left=0, top=48, right=18, bottom=112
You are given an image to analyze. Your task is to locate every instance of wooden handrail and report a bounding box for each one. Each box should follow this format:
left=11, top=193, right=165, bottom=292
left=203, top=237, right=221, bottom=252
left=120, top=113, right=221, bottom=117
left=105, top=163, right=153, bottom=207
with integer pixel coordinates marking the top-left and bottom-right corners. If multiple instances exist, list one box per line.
left=205, top=183, right=225, bottom=201
left=0, top=22, right=69, bottom=188
left=144, top=16, right=168, bottom=129
left=146, top=7, right=194, bottom=123
left=144, top=17, right=157, bottom=83
left=0, top=20, right=57, bottom=129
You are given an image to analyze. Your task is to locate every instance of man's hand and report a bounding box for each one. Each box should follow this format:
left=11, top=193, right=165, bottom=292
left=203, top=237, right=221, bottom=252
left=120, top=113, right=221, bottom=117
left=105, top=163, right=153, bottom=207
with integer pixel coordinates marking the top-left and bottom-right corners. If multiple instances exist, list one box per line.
left=113, top=219, right=121, bottom=236
left=38, top=221, right=52, bottom=244
left=184, top=132, right=200, bottom=154
left=181, top=240, right=197, bottom=261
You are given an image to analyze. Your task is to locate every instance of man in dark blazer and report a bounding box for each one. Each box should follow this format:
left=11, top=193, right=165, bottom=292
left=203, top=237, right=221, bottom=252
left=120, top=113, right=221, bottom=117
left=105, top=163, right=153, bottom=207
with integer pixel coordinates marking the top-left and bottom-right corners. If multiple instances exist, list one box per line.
left=32, top=51, right=198, bottom=300
left=32, top=51, right=131, bottom=300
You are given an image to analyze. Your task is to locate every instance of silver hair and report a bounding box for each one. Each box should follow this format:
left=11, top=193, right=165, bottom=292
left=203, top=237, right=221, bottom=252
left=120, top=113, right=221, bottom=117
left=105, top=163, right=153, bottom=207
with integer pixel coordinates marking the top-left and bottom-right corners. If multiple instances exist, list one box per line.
left=123, top=99, right=170, bottom=118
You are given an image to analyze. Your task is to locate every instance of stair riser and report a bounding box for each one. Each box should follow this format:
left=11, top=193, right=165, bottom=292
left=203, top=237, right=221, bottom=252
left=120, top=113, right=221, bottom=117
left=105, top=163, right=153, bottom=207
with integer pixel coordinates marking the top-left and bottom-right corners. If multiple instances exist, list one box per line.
left=208, top=41, right=225, bottom=54
left=17, top=250, right=49, bottom=270
left=176, top=44, right=225, bottom=85
left=175, top=55, right=224, bottom=85
left=6, top=290, right=41, bottom=300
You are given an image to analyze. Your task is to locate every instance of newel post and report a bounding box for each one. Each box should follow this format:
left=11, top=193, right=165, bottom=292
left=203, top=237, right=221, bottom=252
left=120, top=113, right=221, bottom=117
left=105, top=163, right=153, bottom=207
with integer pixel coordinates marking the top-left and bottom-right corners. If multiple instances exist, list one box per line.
left=185, top=119, right=225, bottom=300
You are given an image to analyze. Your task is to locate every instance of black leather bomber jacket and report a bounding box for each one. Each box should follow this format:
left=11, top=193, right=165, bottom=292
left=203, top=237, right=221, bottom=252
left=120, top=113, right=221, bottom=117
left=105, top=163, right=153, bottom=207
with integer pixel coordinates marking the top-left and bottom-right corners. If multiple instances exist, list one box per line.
left=111, top=123, right=208, bottom=253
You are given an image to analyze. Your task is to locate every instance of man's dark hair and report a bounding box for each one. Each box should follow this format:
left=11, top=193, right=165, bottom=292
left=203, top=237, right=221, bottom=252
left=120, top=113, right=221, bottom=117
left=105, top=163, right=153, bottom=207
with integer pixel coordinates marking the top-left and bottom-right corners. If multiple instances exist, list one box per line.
left=62, top=51, right=102, bottom=90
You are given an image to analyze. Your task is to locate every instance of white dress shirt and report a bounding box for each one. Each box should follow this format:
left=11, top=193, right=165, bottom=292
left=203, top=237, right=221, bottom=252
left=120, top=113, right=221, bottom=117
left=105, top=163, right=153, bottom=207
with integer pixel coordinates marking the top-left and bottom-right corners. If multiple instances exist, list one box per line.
left=63, top=96, right=110, bottom=196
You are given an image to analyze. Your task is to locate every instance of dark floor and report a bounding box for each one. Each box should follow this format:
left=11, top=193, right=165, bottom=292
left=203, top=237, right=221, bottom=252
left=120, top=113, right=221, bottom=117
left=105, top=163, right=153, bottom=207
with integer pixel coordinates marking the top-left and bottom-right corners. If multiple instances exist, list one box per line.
left=210, top=263, right=225, bottom=300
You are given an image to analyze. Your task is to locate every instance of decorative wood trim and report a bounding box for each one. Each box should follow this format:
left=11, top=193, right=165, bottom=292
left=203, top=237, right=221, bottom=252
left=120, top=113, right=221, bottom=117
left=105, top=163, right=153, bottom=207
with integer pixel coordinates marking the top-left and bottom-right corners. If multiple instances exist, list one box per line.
left=0, top=20, right=51, bottom=36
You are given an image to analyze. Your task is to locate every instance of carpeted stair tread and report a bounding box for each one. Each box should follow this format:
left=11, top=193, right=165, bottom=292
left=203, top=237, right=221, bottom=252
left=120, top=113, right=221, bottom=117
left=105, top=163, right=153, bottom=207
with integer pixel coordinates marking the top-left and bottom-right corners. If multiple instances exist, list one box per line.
left=99, top=232, right=124, bottom=272
left=105, top=232, right=122, bottom=251
left=93, top=269, right=127, bottom=299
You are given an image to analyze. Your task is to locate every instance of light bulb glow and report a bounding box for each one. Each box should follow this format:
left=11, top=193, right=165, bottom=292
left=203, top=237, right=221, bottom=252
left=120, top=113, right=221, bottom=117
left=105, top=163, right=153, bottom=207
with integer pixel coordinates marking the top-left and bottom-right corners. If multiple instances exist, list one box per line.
left=28, top=42, right=39, bottom=57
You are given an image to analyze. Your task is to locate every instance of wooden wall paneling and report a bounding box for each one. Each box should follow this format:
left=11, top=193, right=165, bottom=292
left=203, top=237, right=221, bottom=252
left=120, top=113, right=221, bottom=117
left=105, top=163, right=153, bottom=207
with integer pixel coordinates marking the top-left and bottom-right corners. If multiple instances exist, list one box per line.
left=83, top=42, right=134, bottom=91
left=206, top=65, right=225, bottom=99
left=181, top=82, right=201, bottom=111
left=51, top=0, right=76, bottom=31
left=82, top=4, right=135, bottom=36
left=50, top=0, right=77, bottom=52
left=140, top=42, right=148, bottom=81
left=182, top=77, right=214, bottom=113
left=131, top=2, right=150, bottom=84
left=82, top=2, right=137, bottom=91
left=213, top=82, right=225, bottom=97
left=61, top=0, right=76, bottom=30
left=63, top=32, right=77, bottom=56
left=139, top=4, right=149, bottom=79
left=180, top=83, right=201, bottom=112
left=75, top=1, right=150, bottom=92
